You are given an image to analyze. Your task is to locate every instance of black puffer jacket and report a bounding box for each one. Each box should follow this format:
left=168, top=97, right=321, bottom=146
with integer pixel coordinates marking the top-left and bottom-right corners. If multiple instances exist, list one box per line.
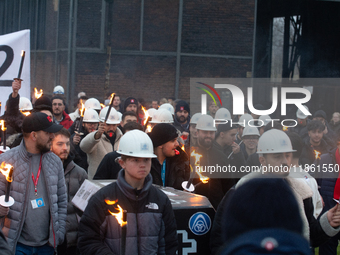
left=150, top=146, right=190, bottom=190
left=78, top=170, right=178, bottom=255
left=62, top=154, right=88, bottom=248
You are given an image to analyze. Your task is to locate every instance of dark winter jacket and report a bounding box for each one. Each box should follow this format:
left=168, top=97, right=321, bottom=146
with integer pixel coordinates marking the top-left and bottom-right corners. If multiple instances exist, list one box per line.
left=300, top=138, right=332, bottom=167
left=1, top=93, right=24, bottom=135
left=329, top=120, right=340, bottom=138
left=93, top=151, right=122, bottom=180
left=192, top=145, right=235, bottom=209
left=150, top=146, right=190, bottom=190
left=78, top=170, right=178, bottom=255
left=70, top=132, right=88, bottom=171
left=63, top=154, right=88, bottom=248
left=245, top=152, right=261, bottom=168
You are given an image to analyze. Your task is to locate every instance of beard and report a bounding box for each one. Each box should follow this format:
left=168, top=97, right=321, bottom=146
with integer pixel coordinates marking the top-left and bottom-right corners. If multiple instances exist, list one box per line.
left=176, top=115, right=187, bottom=124
left=36, top=140, right=51, bottom=153
left=198, top=136, right=213, bottom=149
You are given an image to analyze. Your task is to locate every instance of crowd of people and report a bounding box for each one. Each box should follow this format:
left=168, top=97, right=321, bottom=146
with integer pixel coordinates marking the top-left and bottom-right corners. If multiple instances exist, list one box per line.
left=1, top=80, right=340, bottom=254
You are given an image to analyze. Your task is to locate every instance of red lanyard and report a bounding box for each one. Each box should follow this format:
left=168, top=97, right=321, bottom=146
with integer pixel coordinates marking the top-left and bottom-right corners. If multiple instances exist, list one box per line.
left=31, top=154, right=42, bottom=196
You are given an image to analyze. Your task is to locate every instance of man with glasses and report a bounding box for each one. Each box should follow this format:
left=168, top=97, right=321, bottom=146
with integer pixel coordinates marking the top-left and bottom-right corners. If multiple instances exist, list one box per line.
left=51, top=96, right=73, bottom=129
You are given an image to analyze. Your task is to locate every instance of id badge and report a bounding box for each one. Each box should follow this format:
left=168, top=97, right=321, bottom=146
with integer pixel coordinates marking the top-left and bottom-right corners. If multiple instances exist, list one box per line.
left=31, top=198, right=45, bottom=209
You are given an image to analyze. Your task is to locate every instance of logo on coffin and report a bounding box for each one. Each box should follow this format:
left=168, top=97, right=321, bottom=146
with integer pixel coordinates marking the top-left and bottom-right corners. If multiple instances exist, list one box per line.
left=189, top=212, right=211, bottom=235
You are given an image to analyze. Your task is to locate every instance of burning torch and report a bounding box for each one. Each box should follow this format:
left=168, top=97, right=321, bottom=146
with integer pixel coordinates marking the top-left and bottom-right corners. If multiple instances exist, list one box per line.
left=34, top=88, right=43, bottom=99
left=75, top=102, right=85, bottom=135
left=16, top=51, right=26, bottom=80
left=104, top=93, right=115, bottom=123
left=105, top=199, right=127, bottom=255
left=0, top=162, right=15, bottom=207
left=141, top=106, right=151, bottom=132
left=0, top=120, right=10, bottom=152
left=314, top=150, right=321, bottom=166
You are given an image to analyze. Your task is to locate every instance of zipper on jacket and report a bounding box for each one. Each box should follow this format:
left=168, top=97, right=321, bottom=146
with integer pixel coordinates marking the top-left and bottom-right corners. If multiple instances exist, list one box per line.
left=135, top=194, right=139, bottom=255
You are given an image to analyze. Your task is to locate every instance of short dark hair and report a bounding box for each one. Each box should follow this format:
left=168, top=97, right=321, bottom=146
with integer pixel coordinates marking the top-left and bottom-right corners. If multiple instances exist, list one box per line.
left=122, top=111, right=137, bottom=122
left=287, top=132, right=303, bottom=158
left=124, top=122, right=143, bottom=132
left=51, top=95, right=66, bottom=106
left=307, top=120, right=325, bottom=132
left=54, top=127, right=71, bottom=138
left=78, top=96, right=88, bottom=104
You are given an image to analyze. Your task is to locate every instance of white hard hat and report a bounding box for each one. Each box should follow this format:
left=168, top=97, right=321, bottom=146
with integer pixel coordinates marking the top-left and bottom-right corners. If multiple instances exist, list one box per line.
left=117, top=129, right=157, bottom=158
left=78, top=92, right=86, bottom=98
left=85, top=98, right=101, bottom=110
left=196, top=115, right=217, bottom=131
left=83, top=108, right=99, bottom=123
left=239, top=114, right=253, bottom=127
left=147, top=108, right=157, bottom=118
left=159, top=103, right=174, bottom=115
left=296, top=105, right=309, bottom=119
left=53, top=85, right=64, bottom=94
left=19, top=97, right=33, bottom=111
left=259, top=115, right=272, bottom=126
left=190, top=113, right=202, bottom=124
left=149, top=109, right=173, bottom=123
left=117, top=111, right=122, bottom=121
left=99, top=107, right=120, bottom=124
left=242, top=126, right=260, bottom=137
left=215, top=108, right=231, bottom=120
left=257, top=129, right=296, bottom=154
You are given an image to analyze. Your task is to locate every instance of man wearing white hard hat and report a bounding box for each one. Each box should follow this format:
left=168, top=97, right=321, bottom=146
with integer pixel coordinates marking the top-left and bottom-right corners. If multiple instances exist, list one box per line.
left=78, top=130, right=178, bottom=254
left=236, top=129, right=340, bottom=247
left=235, top=113, right=253, bottom=145
left=80, top=107, right=123, bottom=179
left=70, top=108, right=100, bottom=172
left=241, top=125, right=260, bottom=161
left=185, top=112, right=202, bottom=151
left=194, top=115, right=235, bottom=209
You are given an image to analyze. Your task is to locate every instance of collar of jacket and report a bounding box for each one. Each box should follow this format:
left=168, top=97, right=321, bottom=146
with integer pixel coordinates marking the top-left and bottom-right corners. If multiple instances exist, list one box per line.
left=19, top=139, right=53, bottom=162
left=116, top=169, right=152, bottom=201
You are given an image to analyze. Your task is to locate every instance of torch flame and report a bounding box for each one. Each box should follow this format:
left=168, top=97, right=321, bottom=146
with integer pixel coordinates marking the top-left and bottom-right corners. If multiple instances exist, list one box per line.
left=105, top=199, right=127, bottom=227
left=0, top=162, right=13, bottom=182
left=79, top=101, right=85, bottom=117
left=109, top=93, right=115, bottom=105
left=0, top=120, right=6, bottom=132
left=314, top=150, right=321, bottom=160
left=282, top=126, right=288, bottom=131
left=141, top=106, right=150, bottom=126
left=147, top=125, right=152, bottom=133
left=191, top=150, right=209, bottom=183
left=20, top=111, right=31, bottom=116
left=191, top=150, right=202, bottom=165
left=196, top=170, right=209, bottom=184
left=100, top=103, right=106, bottom=109
left=181, top=144, right=185, bottom=152
left=34, top=88, right=43, bottom=99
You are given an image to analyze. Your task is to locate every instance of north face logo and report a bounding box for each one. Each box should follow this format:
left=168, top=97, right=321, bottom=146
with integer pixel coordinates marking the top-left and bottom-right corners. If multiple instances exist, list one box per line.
left=180, top=107, right=184, bottom=111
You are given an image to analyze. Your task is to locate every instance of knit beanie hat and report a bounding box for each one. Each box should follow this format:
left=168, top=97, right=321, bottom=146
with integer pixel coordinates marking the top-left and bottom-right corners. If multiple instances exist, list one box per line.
left=313, top=110, right=327, bottom=120
left=33, top=95, right=52, bottom=113
left=148, top=123, right=179, bottom=147
left=123, top=97, right=138, bottom=112
left=175, top=100, right=190, bottom=113
left=222, top=177, right=303, bottom=244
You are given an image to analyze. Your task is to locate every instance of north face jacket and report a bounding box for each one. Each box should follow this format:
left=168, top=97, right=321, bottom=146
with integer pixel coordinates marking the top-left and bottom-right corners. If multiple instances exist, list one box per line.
left=78, top=170, right=178, bottom=255
left=0, top=140, right=67, bottom=254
